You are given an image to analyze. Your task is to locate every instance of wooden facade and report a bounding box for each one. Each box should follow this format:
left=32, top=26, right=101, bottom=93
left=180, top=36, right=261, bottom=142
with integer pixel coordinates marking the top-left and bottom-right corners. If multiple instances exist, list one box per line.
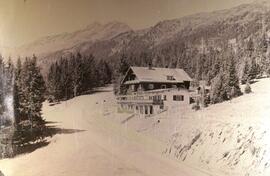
left=117, top=66, right=192, bottom=116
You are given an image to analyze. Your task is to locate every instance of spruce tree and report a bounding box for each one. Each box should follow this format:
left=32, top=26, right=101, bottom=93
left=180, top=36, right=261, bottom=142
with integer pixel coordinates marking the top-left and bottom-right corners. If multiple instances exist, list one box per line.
left=70, top=53, right=82, bottom=97
left=242, top=59, right=249, bottom=84
left=119, top=54, right=130, bottom=75
left=227, top=56, right=242, bottom=98
left=19, top=56, right=46, bottom=127
left=14, top=58, right=22, bottom=125
left=210, top=73, right=224, bottom=104
left=249, top=57, right=258, bottom=81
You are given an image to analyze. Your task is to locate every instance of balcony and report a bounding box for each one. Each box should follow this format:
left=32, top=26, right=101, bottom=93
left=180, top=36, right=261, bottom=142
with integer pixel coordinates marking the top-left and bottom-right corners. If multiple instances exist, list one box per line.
left=116, top=94, right=164, bottom=105
left=153, top=99, right=164, bottom=105
left=116, top=95, right=154, bottom=104
left=117, top=87, right=189, bottom=105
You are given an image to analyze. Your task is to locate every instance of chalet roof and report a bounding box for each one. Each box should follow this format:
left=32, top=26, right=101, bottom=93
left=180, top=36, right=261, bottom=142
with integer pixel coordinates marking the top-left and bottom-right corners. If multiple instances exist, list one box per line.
left=123, top=66, right=192, bottom=84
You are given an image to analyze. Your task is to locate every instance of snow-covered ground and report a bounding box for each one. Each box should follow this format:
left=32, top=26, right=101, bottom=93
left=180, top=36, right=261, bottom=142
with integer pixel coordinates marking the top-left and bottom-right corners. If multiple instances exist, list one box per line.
left=1, top=78, right=270, bottom=176
left=0, top=88, right=210, bottom=176
left=117, top=78, right=270, bottom=176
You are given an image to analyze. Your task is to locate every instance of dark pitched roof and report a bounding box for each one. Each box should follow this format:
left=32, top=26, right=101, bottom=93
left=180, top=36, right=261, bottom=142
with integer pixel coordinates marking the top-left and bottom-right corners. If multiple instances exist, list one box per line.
left=123, top=66, right=192, bottom=84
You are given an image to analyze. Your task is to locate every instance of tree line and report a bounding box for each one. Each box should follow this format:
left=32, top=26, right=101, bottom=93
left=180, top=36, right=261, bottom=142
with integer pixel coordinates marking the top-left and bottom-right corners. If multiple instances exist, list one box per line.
left=116, top=34, right=269, bottom=107
left=46, top=53, right=112, bottom=102
left=0, top=55, right=46, bottom=157
left=0, top=32, right=268, bottom=128
left=0, top=52, right=113, bottom=130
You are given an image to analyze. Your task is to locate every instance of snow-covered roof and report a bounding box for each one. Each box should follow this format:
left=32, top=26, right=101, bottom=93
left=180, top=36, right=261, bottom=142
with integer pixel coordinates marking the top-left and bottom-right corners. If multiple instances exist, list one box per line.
left=123, top=66, right=192, bottom=85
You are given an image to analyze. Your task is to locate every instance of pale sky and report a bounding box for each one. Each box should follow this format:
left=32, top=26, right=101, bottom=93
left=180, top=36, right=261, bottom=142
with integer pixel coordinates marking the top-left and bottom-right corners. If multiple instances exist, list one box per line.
left=0, top=0, right=254, bottom=47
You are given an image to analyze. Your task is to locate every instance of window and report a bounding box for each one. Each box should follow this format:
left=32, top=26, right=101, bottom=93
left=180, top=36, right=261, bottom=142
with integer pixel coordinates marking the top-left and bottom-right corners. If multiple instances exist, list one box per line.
left=161, top=85, right=166, bottom=89
left=153, top=95, right=161, bottom=101
left=172, top=85, right=177, bottom=89
left=163, top=95, right=167, bottom=101
left=150, top=106, right=153, bottom=114
left=145, top=106, right=148, bottom=114
left=173, top=95, right=184, bottom=101
left=148, top=84, right=154, bottom=90
left=167, top=75, right=175, bottom=80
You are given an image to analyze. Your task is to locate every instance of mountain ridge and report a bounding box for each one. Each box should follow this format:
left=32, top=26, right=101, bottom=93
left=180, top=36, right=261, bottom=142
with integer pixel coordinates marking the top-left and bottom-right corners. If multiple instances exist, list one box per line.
left=2, top=21, right=132, bottom=59
left=2, top=1, right=270, bottom=76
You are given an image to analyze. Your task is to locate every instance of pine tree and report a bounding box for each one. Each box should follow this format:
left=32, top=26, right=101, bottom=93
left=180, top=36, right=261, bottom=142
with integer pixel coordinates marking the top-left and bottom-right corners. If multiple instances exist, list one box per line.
left=210, top=73, right=224, bottom=104
left=19, top=56, right=46, bottom=127
left=14, top=58, right=22, bottom=125
left=47, top=62, right=57, bottom=102
left=80, top=55, right=96, bottom=92
left=227, top=56, right=242, bottom=98
left=119, top=54, right=130, bottom=75
left=247, top=38, right=255, bottom=57
left=103, top=61, right=112, bottom=84
left=242, top=59, right=249, bottom=84
left=249, top=57, right=259, bottom=81
left=70, top=53, right=82, bottom=97
left=59, top=58, right=71, bottom=100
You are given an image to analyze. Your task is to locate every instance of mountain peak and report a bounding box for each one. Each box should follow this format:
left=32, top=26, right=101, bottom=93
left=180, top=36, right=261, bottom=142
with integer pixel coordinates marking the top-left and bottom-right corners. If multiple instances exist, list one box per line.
left=85, top=22, right=102, bottom=29
left=85, top=21, right=131, bottom=31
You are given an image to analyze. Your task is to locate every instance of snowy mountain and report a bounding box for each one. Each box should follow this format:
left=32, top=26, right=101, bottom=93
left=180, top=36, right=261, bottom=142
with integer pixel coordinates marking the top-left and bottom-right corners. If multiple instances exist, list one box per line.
left=45, top=1, right=270, bottom=59
left=6, top=21, right=132, bottom=59
left=4, top=0, right=270, bottom=72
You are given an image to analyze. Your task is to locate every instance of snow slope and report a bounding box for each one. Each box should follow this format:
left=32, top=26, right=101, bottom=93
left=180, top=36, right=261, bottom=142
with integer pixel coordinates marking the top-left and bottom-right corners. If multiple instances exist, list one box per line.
left=118, top=78, right=270, bottom=176
left=0, top=88, right=210, bottom=176
left=1, top=78, right=270, bottom=176
left=162, top=78, right=270, bottom=176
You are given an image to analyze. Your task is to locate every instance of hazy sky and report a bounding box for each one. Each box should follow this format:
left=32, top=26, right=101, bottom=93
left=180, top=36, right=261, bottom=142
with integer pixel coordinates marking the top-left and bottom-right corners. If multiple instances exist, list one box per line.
left=0, top=0, right=254, bottom=47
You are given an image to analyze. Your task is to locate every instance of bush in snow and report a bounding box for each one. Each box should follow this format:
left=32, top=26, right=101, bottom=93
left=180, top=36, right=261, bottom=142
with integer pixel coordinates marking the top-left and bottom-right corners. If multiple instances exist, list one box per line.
left=245, top=82, right=252, bottom=94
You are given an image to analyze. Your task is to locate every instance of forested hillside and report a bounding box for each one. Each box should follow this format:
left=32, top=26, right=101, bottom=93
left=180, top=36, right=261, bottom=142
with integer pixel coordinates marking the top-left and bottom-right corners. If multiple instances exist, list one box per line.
left=2, top=1, right=270, bottom=103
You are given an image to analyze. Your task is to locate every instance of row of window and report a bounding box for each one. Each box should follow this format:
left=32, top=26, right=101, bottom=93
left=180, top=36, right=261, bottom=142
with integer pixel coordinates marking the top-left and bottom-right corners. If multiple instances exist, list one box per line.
left=149, top=95, right=184, bottom=101
left=119, top=95, right=184, bottom=102
left=148, top=84, right=178, bottom=90
left=130, top=84, right=181, bottom=91
left=173, top=95, right=184, bottom=101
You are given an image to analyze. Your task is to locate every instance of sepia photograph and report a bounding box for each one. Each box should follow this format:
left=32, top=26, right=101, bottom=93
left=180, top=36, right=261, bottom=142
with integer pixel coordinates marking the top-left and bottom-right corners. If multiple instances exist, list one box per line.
left=0, top=0, right=270, bottom=175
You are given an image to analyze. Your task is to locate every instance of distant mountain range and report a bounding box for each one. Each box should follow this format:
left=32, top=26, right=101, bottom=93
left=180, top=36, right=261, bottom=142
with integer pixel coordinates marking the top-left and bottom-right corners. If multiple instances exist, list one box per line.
left=2, top=0, right=270, bottom=73
left=1, top=21, right=131, bottom=59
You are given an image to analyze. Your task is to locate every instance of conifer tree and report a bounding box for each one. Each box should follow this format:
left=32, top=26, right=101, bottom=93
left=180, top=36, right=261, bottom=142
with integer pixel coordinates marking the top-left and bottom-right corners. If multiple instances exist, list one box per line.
left=19, top=56, right=46, bottom=127
left=249, top=57, right=259, bottom=81
left=14, top=58, right=22, bottom=125
left=210, top=73, right=224, bottom=104
left=227, top=56, right=242, bottom=98
left=247, top=38, right=255, bottom=57
left=119, top=54, right=130, bottom=75
left=242, top=59, right=250, bottom=84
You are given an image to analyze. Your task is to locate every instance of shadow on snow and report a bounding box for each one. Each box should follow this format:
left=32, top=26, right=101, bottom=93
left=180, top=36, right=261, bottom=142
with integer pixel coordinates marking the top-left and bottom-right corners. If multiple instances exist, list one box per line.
left=0, top=121, right=85, bottom=159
